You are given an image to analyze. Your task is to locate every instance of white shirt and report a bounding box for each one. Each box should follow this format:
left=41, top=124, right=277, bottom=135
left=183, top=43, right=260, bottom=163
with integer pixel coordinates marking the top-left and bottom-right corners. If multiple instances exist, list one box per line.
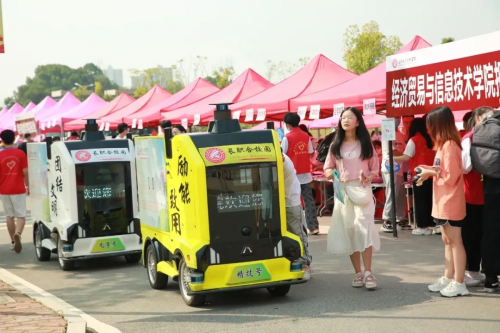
left=403, top=138, right=416, bottom=158
left=461, top=137, right=473, bottom=174
left=282, top=154, right=302, bottom=207
left=281, top=136, right=314, bottom=184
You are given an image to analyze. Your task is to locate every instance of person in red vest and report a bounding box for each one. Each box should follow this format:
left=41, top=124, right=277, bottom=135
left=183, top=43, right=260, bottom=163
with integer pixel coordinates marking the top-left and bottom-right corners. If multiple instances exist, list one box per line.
left=281, top=113, right=319, bottom=235
left=461, top=106, right=493, bottom=288
left=394, top=118, right=436, bottom=235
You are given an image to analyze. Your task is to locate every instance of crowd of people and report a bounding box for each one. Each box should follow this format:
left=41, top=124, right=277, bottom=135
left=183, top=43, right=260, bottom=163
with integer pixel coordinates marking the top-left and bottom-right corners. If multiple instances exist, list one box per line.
left=1, top=106, right=499, bottom=297
left=280, top=106, right=499, bottom=297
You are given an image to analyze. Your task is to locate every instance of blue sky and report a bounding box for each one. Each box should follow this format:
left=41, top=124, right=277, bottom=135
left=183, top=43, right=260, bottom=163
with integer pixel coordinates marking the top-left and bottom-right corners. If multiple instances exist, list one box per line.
left=1, top=0, right=499, bottom=106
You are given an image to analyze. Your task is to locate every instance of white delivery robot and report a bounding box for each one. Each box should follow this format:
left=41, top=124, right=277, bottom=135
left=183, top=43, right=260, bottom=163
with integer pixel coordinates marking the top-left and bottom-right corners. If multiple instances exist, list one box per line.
left=28, top=120, right=142, bottom=270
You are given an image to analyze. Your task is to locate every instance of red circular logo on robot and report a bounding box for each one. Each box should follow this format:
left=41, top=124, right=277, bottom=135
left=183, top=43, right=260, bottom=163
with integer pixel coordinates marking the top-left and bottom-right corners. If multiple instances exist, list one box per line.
left=75, top=150, right=91, bottom=162
left=205, top=148, right=226, bottom=164
left=392, top=59, right=398, bottom=68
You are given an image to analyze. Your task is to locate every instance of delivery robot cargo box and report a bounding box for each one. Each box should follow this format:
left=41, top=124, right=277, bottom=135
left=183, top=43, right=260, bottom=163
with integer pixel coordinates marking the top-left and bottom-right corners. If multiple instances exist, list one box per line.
left=28, top=120, right=142, bottom=271
left=136, top=103, right=307, bottom=307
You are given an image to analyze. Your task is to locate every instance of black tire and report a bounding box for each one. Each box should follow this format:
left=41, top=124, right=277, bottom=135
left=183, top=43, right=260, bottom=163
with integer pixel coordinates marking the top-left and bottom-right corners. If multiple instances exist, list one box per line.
left=179, top=259, right=206, bottom=307
left=146, top=244, right=168, bottom=289
left=125, top=253, right=142, bottom=264
left=34, top=226, right=51, bottom=262
left=57, top=236, right=75, bottom=271
left=267, top=285, right=291, bottom=297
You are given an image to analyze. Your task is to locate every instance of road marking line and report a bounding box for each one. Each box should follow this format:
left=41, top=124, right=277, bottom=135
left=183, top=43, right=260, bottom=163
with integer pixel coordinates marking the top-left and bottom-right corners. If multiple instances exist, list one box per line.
left=0, top=268, right=121, bottom=333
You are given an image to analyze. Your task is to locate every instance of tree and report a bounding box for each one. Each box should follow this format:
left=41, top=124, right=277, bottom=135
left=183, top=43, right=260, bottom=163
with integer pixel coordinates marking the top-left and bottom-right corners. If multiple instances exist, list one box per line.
left=94, top=81, right=103, bottom=97
left=4, top=63, right=119, bottom=106
left=264, top=58, right=311, bottom=83
left=133, top=86, right=148, bottom=98
left=4, top=97, right=15, bottom=109
left=204, top=66, right=235, bottom=88
left=343, top=21, right=403, bottom=74
left=441, top=37, right=455, bottom=44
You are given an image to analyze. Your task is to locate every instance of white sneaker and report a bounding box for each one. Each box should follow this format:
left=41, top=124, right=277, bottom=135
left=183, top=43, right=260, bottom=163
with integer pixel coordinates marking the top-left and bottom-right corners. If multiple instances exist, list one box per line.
left=11, top=242, right=15, bottom=251
left=428, top=277, right=452, bottom=292
left=467, top=271, right=486, bottom=283
left=464, top=275, right=481, bottom=287
left=440, top=281, right=470, bottom=297
left=434, top=226, right=441, bottom=235
left=412, top=228, right=432, bottom=235
left=302, top=265, right=313, bottom=280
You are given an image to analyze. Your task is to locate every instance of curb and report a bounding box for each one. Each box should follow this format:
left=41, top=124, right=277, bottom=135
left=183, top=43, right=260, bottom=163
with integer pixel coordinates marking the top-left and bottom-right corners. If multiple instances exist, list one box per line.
left=0, top=268, right=86, bottom=333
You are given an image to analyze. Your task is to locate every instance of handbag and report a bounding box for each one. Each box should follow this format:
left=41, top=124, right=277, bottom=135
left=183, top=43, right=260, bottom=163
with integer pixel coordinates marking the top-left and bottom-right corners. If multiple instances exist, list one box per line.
left=345, top=185, right=373, bottom=206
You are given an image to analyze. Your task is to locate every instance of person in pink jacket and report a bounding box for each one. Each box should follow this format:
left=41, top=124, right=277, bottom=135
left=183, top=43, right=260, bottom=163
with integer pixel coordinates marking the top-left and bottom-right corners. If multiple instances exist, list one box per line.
left=416, top=106, right=468, bottom=298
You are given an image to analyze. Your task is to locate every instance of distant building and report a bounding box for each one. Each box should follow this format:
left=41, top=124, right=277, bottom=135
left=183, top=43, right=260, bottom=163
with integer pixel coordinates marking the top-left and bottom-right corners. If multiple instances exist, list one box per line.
left=104, top=66, right=124, bottom=87
left=130, top=65, right=173, bottom=89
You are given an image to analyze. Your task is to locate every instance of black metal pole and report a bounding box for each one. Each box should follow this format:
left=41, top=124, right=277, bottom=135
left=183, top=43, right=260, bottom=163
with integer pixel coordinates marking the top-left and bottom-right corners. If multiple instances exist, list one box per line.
left=388, top=141, right=398, bottom=238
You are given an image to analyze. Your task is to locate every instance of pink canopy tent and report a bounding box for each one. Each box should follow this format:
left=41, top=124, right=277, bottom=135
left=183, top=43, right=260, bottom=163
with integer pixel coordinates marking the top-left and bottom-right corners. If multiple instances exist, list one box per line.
left=0, top=103, right=24, bottom=131
left=64, top=92, right=134, bottom=131
left=0, top=107, right=7, bottom=118
left=250, top=120, right=312, bottom=130
left=230, top=55, right=357, bottom=122
left=100, top=85, right=172, bottom=129
left=123, top=78, right=219, bottom=126
left=55, top=93, right=107, bottom=127
left=20, top=102, right=37, bottom=114
left=309, top=114, right=384, bottom=129
left=37, top=92, right=81, bottom=129
left=290, top=36, right=432, bottom=114
left=163, top=69, right=274, bottom=125
left=28, top=96, right=57, bottom=116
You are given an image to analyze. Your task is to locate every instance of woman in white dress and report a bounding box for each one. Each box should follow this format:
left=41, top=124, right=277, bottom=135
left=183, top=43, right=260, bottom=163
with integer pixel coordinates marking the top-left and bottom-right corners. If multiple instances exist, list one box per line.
left=324, top=107, right=380, bottom=290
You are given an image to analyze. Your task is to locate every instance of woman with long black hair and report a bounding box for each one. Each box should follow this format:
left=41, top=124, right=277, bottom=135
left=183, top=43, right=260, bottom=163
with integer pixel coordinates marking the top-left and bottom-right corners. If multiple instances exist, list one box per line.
left=324, top=107, right=380, bottom=290
left=394, top=118, right=436, bottom=235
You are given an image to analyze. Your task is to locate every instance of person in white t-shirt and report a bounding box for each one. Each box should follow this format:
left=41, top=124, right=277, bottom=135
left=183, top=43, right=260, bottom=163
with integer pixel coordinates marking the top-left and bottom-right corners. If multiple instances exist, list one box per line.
left=283, top=153, right=312, bottom=279
left=380, top=118, right=407, bottom=232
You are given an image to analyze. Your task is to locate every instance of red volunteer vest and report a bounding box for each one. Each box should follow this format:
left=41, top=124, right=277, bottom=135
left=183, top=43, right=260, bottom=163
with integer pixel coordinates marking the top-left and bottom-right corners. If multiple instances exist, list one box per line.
left=462, top=130, right=484, bottom=205
left=408, top=133, right=436, bottom=172
left=285, top=128, right=311, bottom=174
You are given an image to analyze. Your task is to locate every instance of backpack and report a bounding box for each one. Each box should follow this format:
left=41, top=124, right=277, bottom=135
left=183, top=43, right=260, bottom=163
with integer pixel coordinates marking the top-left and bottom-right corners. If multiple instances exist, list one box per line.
left=316, top=132, right=336, bottom=163
left=470, top=110, right=500, bottom=178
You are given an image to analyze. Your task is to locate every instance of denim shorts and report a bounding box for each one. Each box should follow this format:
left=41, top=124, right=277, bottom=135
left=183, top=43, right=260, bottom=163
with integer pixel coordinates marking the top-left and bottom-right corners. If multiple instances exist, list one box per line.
left=433, top=218, right=464, bottom=228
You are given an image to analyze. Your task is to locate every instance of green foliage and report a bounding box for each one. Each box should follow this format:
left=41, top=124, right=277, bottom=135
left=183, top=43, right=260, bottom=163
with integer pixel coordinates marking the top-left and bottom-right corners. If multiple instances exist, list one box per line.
left=129, top=66, right=185, bottom=94
left=441, top=37, right=455, bottom=44
left=4, top=63, right=118, bottom=106
left=94, top=81, right=103, bottom=97
left=204, top=66, right=235, bottom=88
left=133, top=86, right=148, bottom=98
left=264, top=57, right=311, bottom=82
left=343, top=21, right=403, bottom=74
left=4, top=97, right=15, bottom=109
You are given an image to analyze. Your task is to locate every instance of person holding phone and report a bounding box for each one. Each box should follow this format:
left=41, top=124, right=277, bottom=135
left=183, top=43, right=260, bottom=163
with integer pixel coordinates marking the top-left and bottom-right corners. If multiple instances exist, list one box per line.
left=416, top=106, right=468, bottom=297
left=324, top=107, right=380, bottom=290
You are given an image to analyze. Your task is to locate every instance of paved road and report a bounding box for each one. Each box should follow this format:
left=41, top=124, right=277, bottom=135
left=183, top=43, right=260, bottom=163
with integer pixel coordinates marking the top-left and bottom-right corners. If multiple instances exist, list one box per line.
left=1, top=199, right=499, bottom=333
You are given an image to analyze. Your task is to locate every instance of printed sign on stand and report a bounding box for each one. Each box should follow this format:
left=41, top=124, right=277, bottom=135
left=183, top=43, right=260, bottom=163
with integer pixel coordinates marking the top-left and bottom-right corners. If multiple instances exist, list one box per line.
left=245, top=109, right=254, bottom=122
left=333, top=103, right=345, bottom=116
left=104, top=122, right=110, bottom=131
left=309, top=105, right=320, bottom=119
left=381, top=118, right=396, bottom=141
left=132, top=119, right=137, bottom=129
left=15, top=112, right=37, bottom=135
left=181, top=118, right=188, bottom=128
left=363, top=98, right=376, bottom=115
left=138, top=119, right=143, bottom=130
left=297, top=106, right=307, bottom=120
left=99, top=122, right=105, bottom=131
left=256, top=108, right=266, bottom=121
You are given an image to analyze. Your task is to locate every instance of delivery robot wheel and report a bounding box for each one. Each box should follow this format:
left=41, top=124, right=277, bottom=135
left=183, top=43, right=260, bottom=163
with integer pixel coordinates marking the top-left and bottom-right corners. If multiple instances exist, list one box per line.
left=35, top=226, right=51, bottom=262
left=125, top=253, right=142, bottom=264
left=146, top=244, right=168, bottom=289
left=179, top=259, right=206, bottom=307
left=57, top=236, right=75, bottom=271
left=267, top=285, right=291, bottom=297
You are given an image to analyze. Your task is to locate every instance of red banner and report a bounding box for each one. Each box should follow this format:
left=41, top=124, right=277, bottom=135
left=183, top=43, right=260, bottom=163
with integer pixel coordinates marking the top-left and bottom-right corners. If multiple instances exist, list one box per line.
left=386, top=51, right=500, bottom=117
